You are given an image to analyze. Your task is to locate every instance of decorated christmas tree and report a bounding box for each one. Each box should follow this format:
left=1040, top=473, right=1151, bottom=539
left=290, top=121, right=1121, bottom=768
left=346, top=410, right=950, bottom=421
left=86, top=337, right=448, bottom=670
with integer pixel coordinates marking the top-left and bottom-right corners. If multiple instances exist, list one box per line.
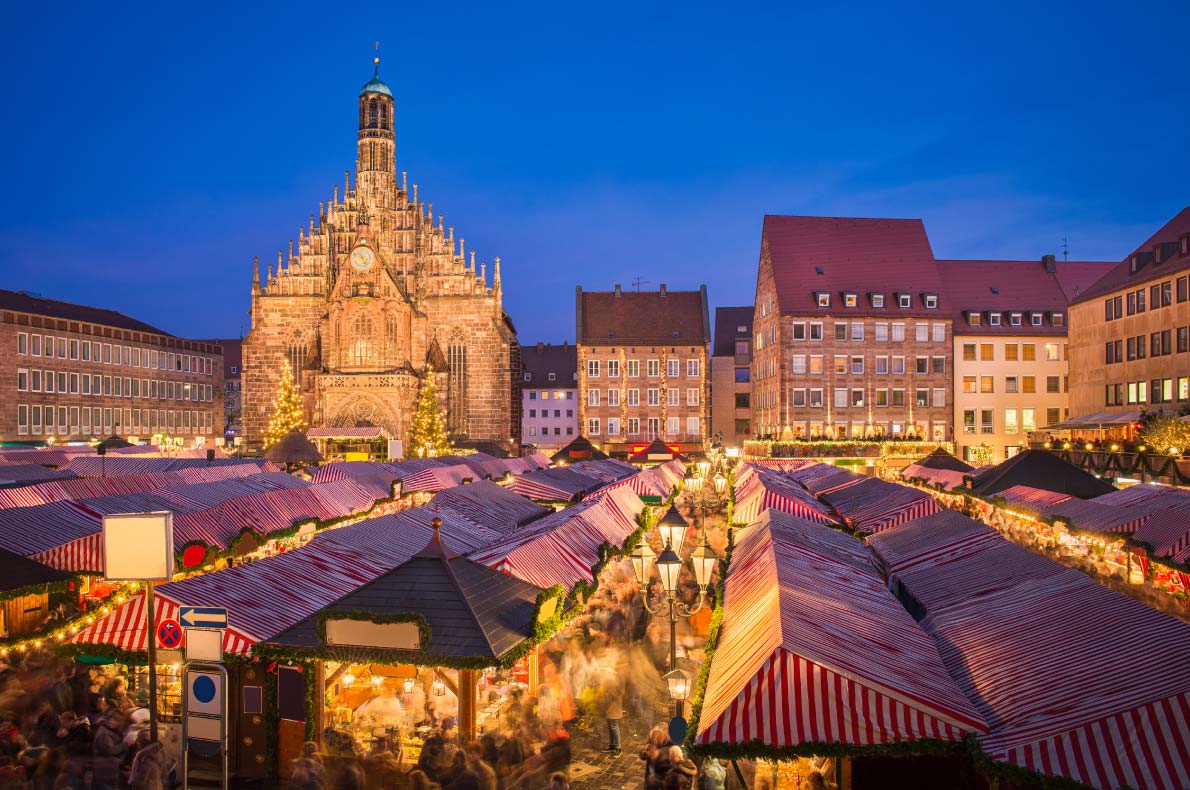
left=407, top=365, right=453, bottom=458
left=264, top=359, right=307, bottom=448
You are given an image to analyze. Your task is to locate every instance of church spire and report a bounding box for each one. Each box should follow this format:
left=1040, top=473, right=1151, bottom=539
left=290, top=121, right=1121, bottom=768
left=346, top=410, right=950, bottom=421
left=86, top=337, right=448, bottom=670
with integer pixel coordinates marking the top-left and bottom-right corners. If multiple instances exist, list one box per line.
left=357, top=46, right=396, bottom=198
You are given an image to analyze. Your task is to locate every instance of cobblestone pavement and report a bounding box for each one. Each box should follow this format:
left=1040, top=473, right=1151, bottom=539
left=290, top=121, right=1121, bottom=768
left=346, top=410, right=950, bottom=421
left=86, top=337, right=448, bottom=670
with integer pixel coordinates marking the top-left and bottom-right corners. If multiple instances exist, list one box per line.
left=567, top=712, right=660, bottom=790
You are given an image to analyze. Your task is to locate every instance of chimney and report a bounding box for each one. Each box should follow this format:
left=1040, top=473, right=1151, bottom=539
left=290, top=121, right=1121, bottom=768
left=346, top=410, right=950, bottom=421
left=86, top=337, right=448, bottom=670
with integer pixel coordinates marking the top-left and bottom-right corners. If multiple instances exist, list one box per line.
left=1041, top=254, right=1057, bottom=273
left=659, top=283, right=667, bottom=296
left=614, top=284, right=622, bottom=297
left=536, top=341, right=545, bottom=354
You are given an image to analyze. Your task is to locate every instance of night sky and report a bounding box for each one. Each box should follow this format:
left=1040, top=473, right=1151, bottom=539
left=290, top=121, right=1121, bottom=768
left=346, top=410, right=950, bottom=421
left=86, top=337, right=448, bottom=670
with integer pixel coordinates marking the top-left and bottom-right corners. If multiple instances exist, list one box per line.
left=1, top=1, right=1187, bottom=343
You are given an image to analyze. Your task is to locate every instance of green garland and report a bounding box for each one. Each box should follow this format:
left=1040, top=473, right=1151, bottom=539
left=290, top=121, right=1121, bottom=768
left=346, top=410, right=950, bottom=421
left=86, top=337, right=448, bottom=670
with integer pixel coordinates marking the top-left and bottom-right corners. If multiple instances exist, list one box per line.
left=0, top=576, right=75, bottom=603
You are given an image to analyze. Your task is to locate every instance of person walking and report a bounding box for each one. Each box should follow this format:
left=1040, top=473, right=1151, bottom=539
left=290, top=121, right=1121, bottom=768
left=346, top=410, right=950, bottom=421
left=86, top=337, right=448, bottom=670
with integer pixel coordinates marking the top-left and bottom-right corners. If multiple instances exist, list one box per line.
left=640, top=726, right=672, bottom=790
left=600, top=672, right=624, bottom=755
left=698, top=756, right=726, bottom=790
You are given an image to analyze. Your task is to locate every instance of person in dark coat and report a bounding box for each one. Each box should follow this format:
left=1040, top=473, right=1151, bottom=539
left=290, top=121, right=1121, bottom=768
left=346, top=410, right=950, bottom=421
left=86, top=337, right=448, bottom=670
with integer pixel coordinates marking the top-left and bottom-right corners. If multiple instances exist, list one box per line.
left=91, top=710, right=126, bottom=790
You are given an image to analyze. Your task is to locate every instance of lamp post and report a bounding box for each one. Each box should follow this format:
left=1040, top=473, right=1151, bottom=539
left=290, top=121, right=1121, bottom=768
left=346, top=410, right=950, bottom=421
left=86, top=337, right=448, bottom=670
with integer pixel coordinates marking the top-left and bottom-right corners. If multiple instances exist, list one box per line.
left=628, top=504, right=718, bottom=719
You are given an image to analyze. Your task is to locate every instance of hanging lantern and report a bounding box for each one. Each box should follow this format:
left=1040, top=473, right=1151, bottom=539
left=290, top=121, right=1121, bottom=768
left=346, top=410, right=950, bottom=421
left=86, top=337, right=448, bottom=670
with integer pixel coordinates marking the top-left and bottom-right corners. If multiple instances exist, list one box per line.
left=433, top=679, right=446, bottom=697
left=663, top=668, right=691, bottom=701
left=690, top=536, right=719, bottom=589
left=402, top=677, right=415, bottom=695
left=712, top=472, right=727, bottom=495
left=628, top=541, right=656, bottom=587
left=657, top=506, right=690, bottom=556
left=655, top=544, right=682, bottom=595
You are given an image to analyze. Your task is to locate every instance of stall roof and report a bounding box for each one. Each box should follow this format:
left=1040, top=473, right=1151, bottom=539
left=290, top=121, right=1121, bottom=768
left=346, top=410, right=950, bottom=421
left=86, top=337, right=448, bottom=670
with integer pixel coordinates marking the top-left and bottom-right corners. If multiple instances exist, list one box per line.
left=696, top=510, right=986, bottom=751
left=731, top=464, right=835, bottom=525
left=262, top=522, right=546, bottom=663
left=430, top=480, right=551, bottom=534
left=818, top=476, right=941, bottom=534
left=966, top=450, right=1115, bottom=499
left=0, top=547, right=71, bottom=592
left=507, top=466, right=603, bottom=501
left=1047, top=410, right=1141, bottom=430
left=549, top=436, right=609, bottom=463
left=868, top=512, right=1190, bottom=790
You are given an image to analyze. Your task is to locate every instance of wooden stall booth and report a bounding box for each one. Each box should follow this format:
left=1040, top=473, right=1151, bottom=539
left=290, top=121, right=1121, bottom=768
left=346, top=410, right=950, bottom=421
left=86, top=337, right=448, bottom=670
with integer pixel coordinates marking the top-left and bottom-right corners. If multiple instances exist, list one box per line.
left=256, top=515, right=566, bottom=783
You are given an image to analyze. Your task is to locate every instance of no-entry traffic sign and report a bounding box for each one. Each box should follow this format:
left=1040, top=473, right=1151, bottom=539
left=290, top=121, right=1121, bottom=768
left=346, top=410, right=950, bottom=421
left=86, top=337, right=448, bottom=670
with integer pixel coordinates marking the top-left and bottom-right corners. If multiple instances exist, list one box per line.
left=157, top=619, right=183, bottom=649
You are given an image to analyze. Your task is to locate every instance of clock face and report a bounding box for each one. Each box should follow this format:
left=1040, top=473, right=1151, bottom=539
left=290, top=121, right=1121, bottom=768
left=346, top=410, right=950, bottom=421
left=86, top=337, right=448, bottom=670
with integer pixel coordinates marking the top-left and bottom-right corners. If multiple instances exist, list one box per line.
left=350, top=246, right=375, bottom=272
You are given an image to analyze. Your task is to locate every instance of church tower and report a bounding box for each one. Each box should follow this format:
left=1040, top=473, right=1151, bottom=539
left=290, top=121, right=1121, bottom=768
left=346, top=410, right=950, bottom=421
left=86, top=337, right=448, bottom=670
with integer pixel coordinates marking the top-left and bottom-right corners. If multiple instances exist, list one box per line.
left=356, top=56, right=396, bottom=201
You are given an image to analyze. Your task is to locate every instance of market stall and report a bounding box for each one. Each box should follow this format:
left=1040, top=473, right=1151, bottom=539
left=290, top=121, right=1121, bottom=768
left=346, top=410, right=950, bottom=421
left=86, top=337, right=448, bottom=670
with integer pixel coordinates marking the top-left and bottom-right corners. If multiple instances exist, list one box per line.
left=692, top=510, right=986, bottom=788
left=867, top=511, right=1190, bottom=790
left=256, top=515, right=566, bottom=764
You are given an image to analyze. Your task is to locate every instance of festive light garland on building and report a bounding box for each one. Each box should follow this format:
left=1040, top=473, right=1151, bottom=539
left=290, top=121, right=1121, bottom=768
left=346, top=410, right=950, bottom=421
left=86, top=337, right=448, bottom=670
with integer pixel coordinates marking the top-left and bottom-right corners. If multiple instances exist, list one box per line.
left=0, top=581, right=140, bottom=658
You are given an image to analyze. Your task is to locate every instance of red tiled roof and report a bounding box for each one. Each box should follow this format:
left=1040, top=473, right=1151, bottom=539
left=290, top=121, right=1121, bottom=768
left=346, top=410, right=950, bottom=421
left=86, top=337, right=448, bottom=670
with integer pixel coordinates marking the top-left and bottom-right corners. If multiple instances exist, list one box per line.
left=712, top=306, right=754, bottom=357
left=762, top=215, right=945, bottom=317
left=577, top=286, right=709, bottom=345
left=0, top=289, right=173, bottom=336
left=1070, top=207, right=1190, bottom=304
left=937, top=259, right=1113, bottom=335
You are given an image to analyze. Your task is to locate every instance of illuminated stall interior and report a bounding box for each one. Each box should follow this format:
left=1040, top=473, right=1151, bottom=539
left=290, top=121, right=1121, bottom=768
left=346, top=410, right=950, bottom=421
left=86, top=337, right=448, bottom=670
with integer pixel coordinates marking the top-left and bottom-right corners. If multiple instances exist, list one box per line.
left=258, top=516, right=562, bottom=760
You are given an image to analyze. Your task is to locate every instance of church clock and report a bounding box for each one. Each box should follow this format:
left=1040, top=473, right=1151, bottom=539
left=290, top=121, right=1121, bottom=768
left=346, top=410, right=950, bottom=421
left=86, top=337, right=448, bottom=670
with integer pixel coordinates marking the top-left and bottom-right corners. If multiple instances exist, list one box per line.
left=350, top=245, right=375, bottom=272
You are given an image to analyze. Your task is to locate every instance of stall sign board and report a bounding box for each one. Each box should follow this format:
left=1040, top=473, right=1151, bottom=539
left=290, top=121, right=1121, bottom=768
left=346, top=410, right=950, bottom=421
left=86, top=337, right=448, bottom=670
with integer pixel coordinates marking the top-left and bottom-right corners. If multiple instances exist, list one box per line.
left=157, top=619, right=183, bottom=649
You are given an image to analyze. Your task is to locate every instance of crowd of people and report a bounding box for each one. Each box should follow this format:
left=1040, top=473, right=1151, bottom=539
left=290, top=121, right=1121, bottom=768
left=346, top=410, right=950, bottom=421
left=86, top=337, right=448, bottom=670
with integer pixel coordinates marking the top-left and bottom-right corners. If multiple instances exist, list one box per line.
left=0, top=649, right=173, bottom=789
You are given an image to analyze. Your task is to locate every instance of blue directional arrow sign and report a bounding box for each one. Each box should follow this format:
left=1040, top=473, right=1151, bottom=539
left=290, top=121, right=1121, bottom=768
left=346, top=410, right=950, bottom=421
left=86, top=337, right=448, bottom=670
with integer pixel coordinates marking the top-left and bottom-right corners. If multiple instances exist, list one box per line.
left=179, top=606, right=228, bottom=628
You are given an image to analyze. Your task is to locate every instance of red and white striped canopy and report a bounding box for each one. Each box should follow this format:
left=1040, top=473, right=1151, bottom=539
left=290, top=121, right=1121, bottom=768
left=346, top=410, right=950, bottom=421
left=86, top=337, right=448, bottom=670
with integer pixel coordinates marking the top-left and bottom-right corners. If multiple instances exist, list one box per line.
left=507, top=467, right=603, bottom=501
left=819, top=476, right=941, bottom=534
left=469, top=487, right=644, bottom=589
left=69, top=505, right=506, bottom=655
left=697, top=510, right=986, bottom=749
left=731, top=464, right=835, bottom=526
left=900, top=463, right=967, bottom=491
left=62, top=457, right=277, bottom=477
left=868, top=511, right=1190, bottom=790
left=0, top=463, right=272, bottom=509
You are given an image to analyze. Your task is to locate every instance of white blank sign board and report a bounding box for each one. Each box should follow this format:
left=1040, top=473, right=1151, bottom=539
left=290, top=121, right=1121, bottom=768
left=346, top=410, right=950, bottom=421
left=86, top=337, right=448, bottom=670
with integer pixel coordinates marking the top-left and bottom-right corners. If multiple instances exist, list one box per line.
left=324, top=618, right=421, bottom=650
left=185, top=628, right=223, bottom=663
left=102, top=512, right=174, bottom=581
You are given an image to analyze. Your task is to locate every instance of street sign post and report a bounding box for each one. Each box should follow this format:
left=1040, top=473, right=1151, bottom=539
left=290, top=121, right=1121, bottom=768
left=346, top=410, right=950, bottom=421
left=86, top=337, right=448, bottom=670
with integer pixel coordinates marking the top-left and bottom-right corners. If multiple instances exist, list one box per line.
left=183, top=662, right=229, bottom=790
left=179, top=606, right=228, bottom=629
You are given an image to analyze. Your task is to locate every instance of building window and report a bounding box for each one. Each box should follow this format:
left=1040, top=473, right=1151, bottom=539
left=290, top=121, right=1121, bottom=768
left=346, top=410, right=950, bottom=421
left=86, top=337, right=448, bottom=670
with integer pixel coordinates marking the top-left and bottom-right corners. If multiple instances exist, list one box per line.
left=897, top=293, right=911, bottom=309
left=875, top=356, right=888, bottom=374
left=851, top=389, right=864, bottom=407
left=1006, top=376, right=1018, bottom=393
left=834, top=356, right=847, bottom=375
left=547, top=372, right=556, bottom=382
left=1009, top=313, right=1022, bottom=326
left=891, top=356, right=905, bottom=375
left=891, top=323, right=905, bottom=342
left=687, top=359, right=699, bottom=377
left=833, top=388, right=848, bottom=408
left=608, top=389, right=620, bottom=407
left=587, top=359, right=600, bottom=378
left=816, top=292, right=831, bottom=307
left=667, top=359, right=680, bottom=377
left=874, top=323, right=888, bottom=342
left=870, top=293, right=884, bottom=308
left=1045, top=343, right=1060, bottom=361
left=647, top=359, right=659, bottom=377
left=809, top=388, right=823, bottom=407
left=791, top=388, right=806, bottom=407
left=932, top=388, right=945, bottom=407
left=588, top=390, right=600, bottom=407
left=667, top=388, right=679, bottom=406
left=735, top=367, right=750, bottom=383
left=844, top=293, right=858, bottom=308
left=627, top=389, right=639, bottom=406
left=924, top=294, right=938, bottom=309
left=980, top=376, right=994, bottom=393
left=834, top=323, right=848, bottom=341
left=875, top=389, right=888, bottom=407
left=988, top=313, right=1001, bottom=326
left=851, top=323, right=864, bottom=341
left=1021, top=409, right=1037, bottom=433
left=980, top=343, right=994, bottom=362
left=792, top=322, right=806, bottom=341
left=627, top=418, right=640, bottom=435
left=687, top=388, right=699, bottom=406
left=607, top=418, right=620, bottom=436
left=851, top=356, right=864, bottom=374
left=1022, top=376, right=1036, bottom=393
left=606, top=360, right=620, bottom=377
left=791, top=354, right=807, bottom=375
left=587, top=418, right=600, bottom=435
left=625, top=360, right=639, bottom=378
left=809, top=322, right=823, bottom=341
left=915, top=323, right=929, bottom=342
left=523, top=372, right=532, bottom=383
left=1022, top=343, right=1036, bottom=361
left=647, top=388, right=659, bottom=406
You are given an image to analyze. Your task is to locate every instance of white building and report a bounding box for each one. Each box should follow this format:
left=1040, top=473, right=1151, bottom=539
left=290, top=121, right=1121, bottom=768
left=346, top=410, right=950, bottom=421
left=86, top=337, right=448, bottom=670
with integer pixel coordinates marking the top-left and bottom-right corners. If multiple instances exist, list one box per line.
left=521, top=342, right=577, bottom=451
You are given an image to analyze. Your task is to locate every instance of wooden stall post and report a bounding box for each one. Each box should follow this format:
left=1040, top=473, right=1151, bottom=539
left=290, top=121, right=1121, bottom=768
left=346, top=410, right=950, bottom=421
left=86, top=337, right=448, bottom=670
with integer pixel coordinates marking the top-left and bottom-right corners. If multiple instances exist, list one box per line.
left=458, top=669, right=477, bottom=742
left=527, top=646, right=540, bottom=697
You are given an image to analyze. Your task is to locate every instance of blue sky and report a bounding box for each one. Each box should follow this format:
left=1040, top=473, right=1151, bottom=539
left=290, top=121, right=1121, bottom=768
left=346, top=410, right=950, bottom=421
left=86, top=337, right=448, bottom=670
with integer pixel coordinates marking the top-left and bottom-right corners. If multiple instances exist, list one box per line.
left=1, top=0, right=1187, bottom=343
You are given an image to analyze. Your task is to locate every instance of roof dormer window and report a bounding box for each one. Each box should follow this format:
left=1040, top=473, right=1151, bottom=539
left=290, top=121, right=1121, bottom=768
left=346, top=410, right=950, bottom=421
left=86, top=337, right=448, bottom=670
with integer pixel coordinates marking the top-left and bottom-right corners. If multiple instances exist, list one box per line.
left=967, top=312, right=981, bottom=326
left=843, top=292, right=858, bottom=308
left=548, top=372, right=556, bottom=381
left=523, top=372, right=532, bottom=382
left=897, top=293, right=912, bottom=309
left=870, top=293, right=885, bottom=308
left=989, top=312, right=1002, bottom=326
left=1030, top=313, right=1043, bottom=327
left=816, top=292, right=831, bottom=308
left=1130, top=255, right=1140, bottom=273
left=1009, top=312, right=1022, bottom=326
left=1051, top=312, right=1065, bottom=327
left=923, top=293, right=939, bottom=309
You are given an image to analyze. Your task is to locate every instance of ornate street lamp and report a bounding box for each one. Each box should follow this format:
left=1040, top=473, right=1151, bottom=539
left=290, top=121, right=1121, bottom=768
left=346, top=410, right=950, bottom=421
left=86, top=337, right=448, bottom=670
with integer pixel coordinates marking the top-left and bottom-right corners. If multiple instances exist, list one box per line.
left=634, top=506, right=719, bottom=718
left=664, top=668, right=692, bottom=712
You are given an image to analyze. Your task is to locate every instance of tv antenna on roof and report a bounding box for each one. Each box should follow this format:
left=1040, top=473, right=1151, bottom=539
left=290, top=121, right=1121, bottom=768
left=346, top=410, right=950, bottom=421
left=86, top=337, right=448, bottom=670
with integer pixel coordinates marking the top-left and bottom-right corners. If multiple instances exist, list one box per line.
left=1061, top=237, right=1069, bottom=261
left=631, top=276, right=650, bottom=292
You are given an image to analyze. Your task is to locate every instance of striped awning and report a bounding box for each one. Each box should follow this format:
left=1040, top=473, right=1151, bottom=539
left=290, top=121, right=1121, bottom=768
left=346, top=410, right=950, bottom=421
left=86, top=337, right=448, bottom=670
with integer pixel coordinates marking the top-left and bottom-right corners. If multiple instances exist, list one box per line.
left=469, top=487, right=644, bottom=590
left=731, top=464, right=835, bottom=526
left=507, top=467, right=603, bottom=501
left=696, top=510, right=986, bottom=749
left=868, top=511, right=1190, bottom=790
left=819, top=477, right=941, bottom=534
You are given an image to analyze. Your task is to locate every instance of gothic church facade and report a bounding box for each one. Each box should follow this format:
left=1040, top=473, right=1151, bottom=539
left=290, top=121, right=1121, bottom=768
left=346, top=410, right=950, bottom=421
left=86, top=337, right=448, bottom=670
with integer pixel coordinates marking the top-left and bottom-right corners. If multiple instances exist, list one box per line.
left=242, top=61, right=519, bottom=452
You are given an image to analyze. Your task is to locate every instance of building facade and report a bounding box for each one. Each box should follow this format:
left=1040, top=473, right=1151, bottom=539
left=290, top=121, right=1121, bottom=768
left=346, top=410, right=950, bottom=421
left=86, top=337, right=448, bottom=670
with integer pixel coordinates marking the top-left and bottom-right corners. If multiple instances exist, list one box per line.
left=242, top=61, right=519, bottom=453
left=710, top=306, right=753, bottom=446
left=215, top=338, right=242, bottom=445
left=521, top=342, right=577, bottom=451
left=1068, top=208, right=1190, bottom=424
left=1, top=290, right=223, bottom=445
left=576, top=284, right=711, bottom=457
left=940, top=256, right=1113, bottom=464
left=751, top=216, right=952, bottom=441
